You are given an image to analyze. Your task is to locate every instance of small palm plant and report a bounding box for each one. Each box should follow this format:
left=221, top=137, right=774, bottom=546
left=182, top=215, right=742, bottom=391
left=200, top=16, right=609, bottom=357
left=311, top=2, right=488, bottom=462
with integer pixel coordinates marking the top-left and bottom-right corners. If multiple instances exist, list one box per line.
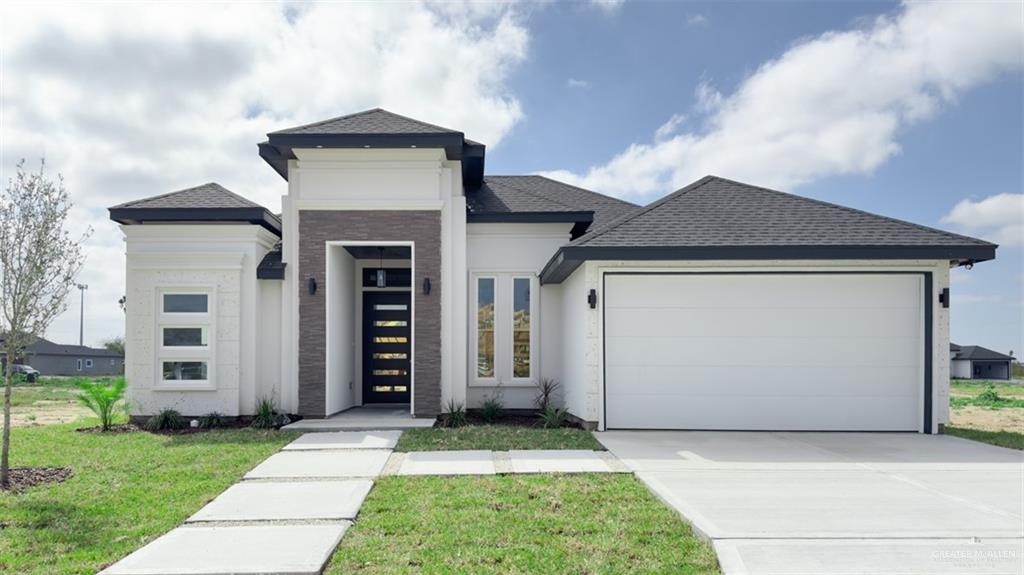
left=76, top=377, right=127, bottom=431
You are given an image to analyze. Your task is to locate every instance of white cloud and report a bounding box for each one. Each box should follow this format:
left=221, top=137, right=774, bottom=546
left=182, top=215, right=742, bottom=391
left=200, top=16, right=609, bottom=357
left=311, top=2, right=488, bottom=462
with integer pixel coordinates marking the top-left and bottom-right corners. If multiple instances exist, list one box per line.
left=588, top=0, right=625, bottom=14
left=0, top=2, right=529, bottom=347
left=654, top=113, right=687, bottom=141
left=686, top=14, right=708, bottom=27
left=942, top=193, right=1024, bottom=246
left=567, top=78, right=590, bottom=89
left=539, top=2, right=1024, bottom=202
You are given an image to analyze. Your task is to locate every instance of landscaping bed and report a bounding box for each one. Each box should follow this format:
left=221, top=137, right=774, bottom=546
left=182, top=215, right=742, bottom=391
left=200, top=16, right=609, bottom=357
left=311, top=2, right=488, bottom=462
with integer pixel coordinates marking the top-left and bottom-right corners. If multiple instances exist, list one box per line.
left=947, top=380, right=1024, bottom=449
left=328, top=474, right=719, bottom=574
left=396, top=425, right=603, bottom=452
left=0, top=421, right=297, bottom=574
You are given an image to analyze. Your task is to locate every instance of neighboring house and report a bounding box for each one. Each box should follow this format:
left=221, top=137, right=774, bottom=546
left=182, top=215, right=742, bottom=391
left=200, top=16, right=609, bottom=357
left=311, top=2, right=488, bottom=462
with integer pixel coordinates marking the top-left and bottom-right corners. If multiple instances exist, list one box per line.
left=108, top=108, right=997, bottom=433
left=0, top=336, right=124, bottom=376
left=950, top=343, right=1014, bottom=380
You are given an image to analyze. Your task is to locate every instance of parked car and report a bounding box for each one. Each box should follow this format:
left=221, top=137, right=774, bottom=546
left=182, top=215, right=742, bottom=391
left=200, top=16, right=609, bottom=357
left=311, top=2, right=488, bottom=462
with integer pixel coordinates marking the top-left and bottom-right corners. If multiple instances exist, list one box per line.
left=10, top=364, right=39, bottom=382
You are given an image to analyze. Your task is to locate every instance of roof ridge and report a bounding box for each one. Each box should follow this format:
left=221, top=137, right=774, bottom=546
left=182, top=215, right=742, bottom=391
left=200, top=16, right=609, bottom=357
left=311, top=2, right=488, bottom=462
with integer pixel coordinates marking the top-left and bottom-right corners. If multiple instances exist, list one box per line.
left=706, top=176, right=997, bottom=248
left=268, top=107, right=462, bottom=136
left=570, top=175, right=718, bottom=246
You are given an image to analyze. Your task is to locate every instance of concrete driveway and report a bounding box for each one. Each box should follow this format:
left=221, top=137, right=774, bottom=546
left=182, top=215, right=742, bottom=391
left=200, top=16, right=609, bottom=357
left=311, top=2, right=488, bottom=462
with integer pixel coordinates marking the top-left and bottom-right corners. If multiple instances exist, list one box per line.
left=597, top=431, right=1024, bottom=574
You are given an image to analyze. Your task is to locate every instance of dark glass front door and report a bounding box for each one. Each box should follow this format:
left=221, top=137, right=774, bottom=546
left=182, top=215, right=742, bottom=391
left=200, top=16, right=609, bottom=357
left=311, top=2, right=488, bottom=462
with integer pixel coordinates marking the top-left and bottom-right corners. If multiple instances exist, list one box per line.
left=363, top=292, right=412, bottom=403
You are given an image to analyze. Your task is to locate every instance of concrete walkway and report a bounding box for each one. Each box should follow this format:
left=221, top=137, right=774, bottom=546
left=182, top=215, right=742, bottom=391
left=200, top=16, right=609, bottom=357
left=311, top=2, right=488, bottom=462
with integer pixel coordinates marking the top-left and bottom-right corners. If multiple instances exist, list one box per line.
left=597, top=431, right=1024, bottom=575
left=101, top=431, right=620, bottom=575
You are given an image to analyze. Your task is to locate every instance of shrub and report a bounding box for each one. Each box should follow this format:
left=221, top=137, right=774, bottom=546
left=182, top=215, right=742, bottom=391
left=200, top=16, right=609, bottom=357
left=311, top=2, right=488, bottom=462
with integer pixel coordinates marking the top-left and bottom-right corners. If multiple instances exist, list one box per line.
left=198, top=411, right=225, bottom=429
left=441, top=399, right=467, bottom=428
left=76, top=377, right=127, bottom=431
left=251, top=397, right=289, bottom=429
left=480, top=394, right=504, bottom=423
left=534, top=378, right=561, bottom=411
left=538, top=405, right=568, bottom=429
left=978, top=386, right=1002, bottom=402
left=145, top=408, right=185, bottom=431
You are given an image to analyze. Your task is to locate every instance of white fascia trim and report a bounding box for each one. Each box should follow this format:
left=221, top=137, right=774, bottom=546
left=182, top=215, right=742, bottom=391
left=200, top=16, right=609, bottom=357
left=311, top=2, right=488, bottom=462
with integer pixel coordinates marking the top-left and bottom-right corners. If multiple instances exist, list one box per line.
left=294, top=200, right=444, bottom=211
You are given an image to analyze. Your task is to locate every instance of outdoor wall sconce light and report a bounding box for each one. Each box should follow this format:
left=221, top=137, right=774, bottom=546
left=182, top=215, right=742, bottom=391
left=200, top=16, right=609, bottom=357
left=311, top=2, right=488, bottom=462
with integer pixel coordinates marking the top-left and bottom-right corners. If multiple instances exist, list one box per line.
left=587, top=289, right=597, bottom=309
left=939, top=287, right=950, bottom=308
left=307, top=277, right=317, bottom=295
left=423, top=277, right=432, bottom=295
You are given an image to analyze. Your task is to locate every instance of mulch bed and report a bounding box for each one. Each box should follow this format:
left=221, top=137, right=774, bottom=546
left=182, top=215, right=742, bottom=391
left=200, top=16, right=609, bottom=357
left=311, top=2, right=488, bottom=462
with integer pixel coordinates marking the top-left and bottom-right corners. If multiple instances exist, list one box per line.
left=75, top=423, right=141, bottom=434
left=0, top=467, right=73, bottom=493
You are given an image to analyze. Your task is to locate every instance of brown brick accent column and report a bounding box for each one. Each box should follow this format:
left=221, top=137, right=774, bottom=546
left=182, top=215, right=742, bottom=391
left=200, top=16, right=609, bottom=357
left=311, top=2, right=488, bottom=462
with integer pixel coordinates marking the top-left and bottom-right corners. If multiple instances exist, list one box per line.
left=297, top=210, right=442, bottom=417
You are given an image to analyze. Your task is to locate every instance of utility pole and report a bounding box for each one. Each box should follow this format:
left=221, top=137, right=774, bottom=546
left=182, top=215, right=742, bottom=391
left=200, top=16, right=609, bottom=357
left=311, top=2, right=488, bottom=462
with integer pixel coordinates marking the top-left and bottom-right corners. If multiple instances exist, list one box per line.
left=76, top=284, right=88, bottom=345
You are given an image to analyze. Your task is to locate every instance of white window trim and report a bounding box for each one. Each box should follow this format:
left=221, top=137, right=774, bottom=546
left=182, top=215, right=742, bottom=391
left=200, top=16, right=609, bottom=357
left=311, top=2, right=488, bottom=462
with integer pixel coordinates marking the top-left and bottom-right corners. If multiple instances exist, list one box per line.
left=470, top=273, right=539, bottom=387
left=154, top=287, right=216, bottom=391
left=85, top=359, right=93, bottom=368
left=76, top=359, right=83, bottom=372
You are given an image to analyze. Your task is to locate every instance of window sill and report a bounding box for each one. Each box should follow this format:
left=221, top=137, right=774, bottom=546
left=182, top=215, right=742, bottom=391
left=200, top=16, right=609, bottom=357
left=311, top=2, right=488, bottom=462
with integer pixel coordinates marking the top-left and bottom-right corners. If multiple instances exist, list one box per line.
left=153, top=382, right=216, bottom=392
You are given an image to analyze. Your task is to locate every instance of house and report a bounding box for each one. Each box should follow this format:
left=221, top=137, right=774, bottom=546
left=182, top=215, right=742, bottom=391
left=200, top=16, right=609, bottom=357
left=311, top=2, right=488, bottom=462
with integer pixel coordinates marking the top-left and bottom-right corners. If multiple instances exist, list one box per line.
left=108, top=108, right=997, bottom=433
left=950, top=343, right=1014, bottom=380
left=0, top=336, right=124, bottom=376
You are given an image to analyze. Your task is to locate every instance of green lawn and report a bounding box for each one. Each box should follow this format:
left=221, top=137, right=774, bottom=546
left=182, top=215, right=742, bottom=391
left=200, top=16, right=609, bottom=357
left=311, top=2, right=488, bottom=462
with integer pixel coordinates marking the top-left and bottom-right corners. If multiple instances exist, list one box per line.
left=8, top=385, right=80, bottom=408
left=0, top=421, right=297, bottom=574
left=328, top=474, right=718, bottom=574
left=950, top=380, right=1024, bottom=398
left=396, top=425, right=604, bottom=452
left=945, top=426, right=1024, bottom=450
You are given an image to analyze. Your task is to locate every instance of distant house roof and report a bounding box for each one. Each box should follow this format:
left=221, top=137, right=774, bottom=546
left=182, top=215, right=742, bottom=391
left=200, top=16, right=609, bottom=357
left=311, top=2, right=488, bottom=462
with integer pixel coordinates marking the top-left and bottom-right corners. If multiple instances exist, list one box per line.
left=951, top=344, right=1014, bottom=361
left=260, top=108, right=486, bottom=187
left=467, top=176, right=638, bottom=238
left=0, top=336, right=122, bottom=358
left=109, top=183, right=281, bottom=235
left=541, top=176, right=998, bottom=283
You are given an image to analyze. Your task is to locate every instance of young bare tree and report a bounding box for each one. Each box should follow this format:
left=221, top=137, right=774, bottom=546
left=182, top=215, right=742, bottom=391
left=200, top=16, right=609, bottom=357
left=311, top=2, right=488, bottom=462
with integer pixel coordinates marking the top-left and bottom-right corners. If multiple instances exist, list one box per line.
left=0, top=159, right=90, bottom=488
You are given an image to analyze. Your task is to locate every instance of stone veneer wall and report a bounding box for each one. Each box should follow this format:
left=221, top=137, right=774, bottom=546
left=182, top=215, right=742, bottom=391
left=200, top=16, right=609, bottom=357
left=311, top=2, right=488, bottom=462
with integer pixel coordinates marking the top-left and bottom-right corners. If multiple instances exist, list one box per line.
left=297, top=210, right=442, bottom=417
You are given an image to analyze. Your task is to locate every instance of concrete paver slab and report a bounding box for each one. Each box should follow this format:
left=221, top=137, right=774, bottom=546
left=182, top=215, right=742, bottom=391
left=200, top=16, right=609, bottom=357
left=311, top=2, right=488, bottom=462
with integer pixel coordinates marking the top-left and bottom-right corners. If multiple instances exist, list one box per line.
left=714, top=538, right=1024, bottom=575
left=100, top=523, right=350, bottom=575
left=244, top=449, right=391, bottom=479
left=187, top=480, right=373, bottom=522
left=508, top=450, right=612, bottom=473
left=283, top=430, right=401, bottom=451
left=397, top=450, right=495, bottom=475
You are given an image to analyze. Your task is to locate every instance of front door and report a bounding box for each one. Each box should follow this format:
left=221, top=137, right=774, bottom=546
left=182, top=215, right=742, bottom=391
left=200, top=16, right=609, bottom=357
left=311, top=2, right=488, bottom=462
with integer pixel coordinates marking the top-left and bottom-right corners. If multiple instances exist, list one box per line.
left=363, top=292, right=412, bottom=404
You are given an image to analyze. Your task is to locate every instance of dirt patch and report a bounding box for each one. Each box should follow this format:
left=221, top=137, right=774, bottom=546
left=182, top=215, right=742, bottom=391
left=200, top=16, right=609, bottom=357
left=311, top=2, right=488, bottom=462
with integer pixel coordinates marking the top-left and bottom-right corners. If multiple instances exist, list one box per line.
left=0, top=467, right=74, bottom=493
left=75, top=423, right=141, bottom=434
left=950, top=405, right=1024, bottom=433
left=8, top=403, right=92, bottom=428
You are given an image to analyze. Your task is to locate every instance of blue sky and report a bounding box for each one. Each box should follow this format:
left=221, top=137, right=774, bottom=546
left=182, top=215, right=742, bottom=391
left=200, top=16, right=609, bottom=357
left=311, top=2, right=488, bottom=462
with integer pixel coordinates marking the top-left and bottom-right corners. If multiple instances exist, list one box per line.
left=1, top=1, right=1021, bottom=355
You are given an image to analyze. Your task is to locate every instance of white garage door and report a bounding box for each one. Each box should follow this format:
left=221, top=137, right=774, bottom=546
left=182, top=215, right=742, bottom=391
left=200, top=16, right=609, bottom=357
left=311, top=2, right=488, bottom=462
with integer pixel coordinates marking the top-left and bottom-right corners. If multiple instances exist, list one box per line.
left=604, top=273, right=923, bottom=431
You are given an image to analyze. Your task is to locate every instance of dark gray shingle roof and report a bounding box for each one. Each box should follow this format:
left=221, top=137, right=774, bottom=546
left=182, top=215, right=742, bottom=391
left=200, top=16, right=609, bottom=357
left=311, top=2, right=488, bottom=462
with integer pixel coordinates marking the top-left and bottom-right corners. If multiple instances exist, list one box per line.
left=0, top=336, right=123, bottom=358
left=110, top=183, right=262, bottom=210
left=573, top=176, right=997, bottom=249
left=270, top=108, right=461, bottom=136
left=257, top=243, right=285, bottom=280
left=469, top=176, right=638, bottom=230
left=951, top=344, right=1014, bottom=361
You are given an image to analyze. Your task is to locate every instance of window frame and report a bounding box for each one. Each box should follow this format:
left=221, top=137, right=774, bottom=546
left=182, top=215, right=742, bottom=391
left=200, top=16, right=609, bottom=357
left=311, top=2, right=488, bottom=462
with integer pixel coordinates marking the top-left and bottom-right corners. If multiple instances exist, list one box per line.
left=85, top=359, right=93, bottom=369
left=470, top=273, right=539, bottom=387
left=76, top=359, right=83, bottom=372
left=154, top=287, right=215, bottom=391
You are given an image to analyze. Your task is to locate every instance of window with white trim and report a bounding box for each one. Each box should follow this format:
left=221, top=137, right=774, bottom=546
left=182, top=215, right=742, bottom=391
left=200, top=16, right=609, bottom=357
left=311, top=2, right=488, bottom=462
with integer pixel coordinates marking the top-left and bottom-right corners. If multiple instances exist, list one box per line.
left=471, top=274, right=538, bottom=385
left=158, top=290, right=213, bottom=387
left=85, top=359, right=93, bottom=368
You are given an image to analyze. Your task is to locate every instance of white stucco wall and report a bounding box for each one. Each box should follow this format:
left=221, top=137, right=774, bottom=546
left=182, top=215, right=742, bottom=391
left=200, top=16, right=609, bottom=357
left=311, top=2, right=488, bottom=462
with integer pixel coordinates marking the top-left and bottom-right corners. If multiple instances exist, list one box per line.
left=559, top=258, right=951, bottom=431
left=466, top=223, right=573, bottom=409
left=951, top=359, right=972, bottom=379
left=256, top=280, right=282, bottom=405
left=122, top=224, right=278, bottom=416
left=279, top=149, right=465, bottom=415
left=558, top=267, right=588, bottom=421
left=327, top=246, right=356, bottom=413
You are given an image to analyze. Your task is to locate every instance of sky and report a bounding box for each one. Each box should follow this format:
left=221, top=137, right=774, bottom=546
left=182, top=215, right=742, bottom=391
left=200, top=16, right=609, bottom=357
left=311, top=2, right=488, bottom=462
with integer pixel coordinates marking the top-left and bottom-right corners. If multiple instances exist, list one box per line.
left=1, top=1, right=1022, bottom=356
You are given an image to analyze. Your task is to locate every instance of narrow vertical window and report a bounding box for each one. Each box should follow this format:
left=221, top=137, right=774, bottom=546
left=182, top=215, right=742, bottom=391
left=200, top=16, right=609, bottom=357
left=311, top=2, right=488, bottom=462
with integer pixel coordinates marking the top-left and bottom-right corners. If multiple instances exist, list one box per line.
left=477, top=278, right=495, bottom=377
left=512, top=277, right=531, bottom=378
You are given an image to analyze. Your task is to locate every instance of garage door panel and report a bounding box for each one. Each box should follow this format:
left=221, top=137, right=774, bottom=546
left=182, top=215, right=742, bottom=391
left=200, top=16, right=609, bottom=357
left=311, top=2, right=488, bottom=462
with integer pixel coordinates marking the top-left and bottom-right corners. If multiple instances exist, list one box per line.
left=605, top=274, right=921, bottom=310
left=604, top=273, right=923, bottom=431
left=605, top=307, right=920, bottom=339
left=606, top=365, right=921, bottom=398
left=606, top=335, right=920, bottom=368
left=608, top=393, right=918, bottom=431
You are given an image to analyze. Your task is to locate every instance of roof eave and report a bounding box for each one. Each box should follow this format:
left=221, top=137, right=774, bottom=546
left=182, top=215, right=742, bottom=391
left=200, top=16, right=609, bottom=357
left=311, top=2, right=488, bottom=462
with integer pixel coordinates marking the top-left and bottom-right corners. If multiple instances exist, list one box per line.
left=109, top=206, right=282, bottom=236
left=539, top=244, right=998, bottom=285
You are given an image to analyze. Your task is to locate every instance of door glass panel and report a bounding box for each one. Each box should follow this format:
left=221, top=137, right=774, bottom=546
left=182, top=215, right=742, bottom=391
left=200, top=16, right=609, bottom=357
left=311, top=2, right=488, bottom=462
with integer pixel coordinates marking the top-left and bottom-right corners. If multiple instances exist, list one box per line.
left=513, top=278, right=531, bottom=378
left=375, top=320, right=408, bottom=327
left=477, top=278, right=495, bottom=377
left=373, top=369, right=408, bottom=376
left=374, top=336, right=408, bottom=343
left=375, top=304, right=407, bottom=311
left=373, top=353, right=407, bottom=359
left=162, top=327, right=208, bottom=347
